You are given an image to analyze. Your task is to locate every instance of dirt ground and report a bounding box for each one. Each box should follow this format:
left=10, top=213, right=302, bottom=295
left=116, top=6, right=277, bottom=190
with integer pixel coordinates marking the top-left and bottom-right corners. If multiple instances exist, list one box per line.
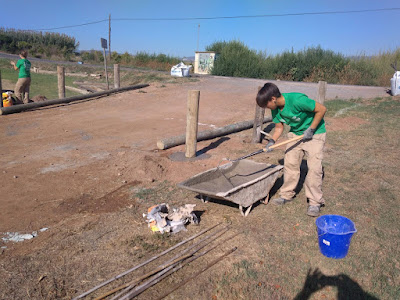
left=0, top=76, right=391, bottom=299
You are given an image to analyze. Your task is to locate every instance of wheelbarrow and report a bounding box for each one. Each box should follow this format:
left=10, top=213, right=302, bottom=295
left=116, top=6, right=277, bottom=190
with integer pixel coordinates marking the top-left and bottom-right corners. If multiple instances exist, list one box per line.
left=177, top=160, right=283, bottom=216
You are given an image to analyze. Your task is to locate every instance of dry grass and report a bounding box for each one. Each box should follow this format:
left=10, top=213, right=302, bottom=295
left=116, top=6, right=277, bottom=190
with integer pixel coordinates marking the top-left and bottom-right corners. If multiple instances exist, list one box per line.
left=0, top=96, right=399, bottom=299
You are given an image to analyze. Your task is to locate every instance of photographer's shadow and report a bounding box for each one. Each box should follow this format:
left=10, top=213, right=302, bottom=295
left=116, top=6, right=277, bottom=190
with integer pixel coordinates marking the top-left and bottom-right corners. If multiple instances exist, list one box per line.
left=294, top=268, right=379, bottom=300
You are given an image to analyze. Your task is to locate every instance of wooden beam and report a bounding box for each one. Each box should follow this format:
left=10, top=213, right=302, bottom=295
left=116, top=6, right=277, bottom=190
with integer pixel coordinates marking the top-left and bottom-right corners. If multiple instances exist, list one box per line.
left=157, top=116, right=272, bottom=150
left=0, top=84, right=149, bottom=115
left=185, top=90, right=200, bottom=158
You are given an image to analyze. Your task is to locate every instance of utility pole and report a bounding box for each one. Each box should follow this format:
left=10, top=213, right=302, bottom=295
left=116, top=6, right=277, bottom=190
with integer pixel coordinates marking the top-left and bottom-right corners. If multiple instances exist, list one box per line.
left=197, top=24, right=200, bottom=51
left=108, top=14, right=111, bottom=60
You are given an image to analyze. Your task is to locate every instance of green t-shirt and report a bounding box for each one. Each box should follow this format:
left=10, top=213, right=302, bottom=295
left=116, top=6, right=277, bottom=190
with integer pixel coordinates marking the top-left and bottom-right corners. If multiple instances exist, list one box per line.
left=271, top=93, right=326, bottom=135
left=16, top=58, right=31, bottom=78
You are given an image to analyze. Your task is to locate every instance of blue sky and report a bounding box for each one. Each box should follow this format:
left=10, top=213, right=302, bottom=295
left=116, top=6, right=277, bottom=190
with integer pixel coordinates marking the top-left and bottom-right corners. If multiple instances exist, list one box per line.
left=2, top=0, right=399, bottom=58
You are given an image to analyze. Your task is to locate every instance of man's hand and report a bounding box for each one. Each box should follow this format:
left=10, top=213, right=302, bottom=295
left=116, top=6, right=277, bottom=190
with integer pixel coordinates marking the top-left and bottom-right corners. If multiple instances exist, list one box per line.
left=303, top=127, right=316, bottom=141
left=265, top=139, right=275, bottom=152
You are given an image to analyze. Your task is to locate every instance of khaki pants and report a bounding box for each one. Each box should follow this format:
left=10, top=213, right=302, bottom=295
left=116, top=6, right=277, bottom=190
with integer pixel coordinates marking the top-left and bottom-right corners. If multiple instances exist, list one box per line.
left=279, top=132, right=326, bottom=206
left=15, top=77, right=31, bottom=104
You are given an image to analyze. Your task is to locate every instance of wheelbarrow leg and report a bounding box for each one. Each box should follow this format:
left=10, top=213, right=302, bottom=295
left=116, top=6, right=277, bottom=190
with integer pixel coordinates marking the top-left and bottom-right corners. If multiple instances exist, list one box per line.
left=260, top=194, right=270, bottom=205
left=200, top=195, right=209, bottom=203
left=239, top=204, right=253, bottom=217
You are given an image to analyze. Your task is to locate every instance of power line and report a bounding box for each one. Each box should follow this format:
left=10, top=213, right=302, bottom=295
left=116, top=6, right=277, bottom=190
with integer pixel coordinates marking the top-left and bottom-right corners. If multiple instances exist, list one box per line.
left=31, top=8, right=400, bottom=31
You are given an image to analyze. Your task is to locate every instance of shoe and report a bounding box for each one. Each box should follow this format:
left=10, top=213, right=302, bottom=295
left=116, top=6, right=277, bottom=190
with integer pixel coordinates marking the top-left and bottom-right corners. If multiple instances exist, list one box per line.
left=270, top=197, right=292, bottom=206
left=307, top=205, right=320, bottom=217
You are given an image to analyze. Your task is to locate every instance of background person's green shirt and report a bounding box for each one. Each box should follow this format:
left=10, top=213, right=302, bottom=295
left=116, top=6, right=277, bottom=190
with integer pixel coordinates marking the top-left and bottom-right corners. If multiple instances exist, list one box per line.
left=16, top=58, right=31, bottom=78
left=271, top=93, right=326, bottom=135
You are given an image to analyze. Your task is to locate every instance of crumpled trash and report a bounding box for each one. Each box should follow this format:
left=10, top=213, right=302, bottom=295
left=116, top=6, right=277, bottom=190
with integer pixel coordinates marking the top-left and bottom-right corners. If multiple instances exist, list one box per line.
left=170, top=62, right=192, bottom=77
left=144, top=203, right=199, bottom=234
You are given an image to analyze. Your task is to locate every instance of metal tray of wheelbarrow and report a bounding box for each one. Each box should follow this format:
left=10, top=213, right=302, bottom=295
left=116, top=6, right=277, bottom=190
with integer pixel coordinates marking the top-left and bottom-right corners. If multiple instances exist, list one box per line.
left=177, top=159, right=283, bottom=216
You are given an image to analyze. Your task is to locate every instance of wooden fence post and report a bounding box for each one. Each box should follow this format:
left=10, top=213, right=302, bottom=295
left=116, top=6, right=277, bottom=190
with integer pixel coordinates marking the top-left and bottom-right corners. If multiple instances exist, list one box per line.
left=185, top=90, right=200, bottom=158
left=252, top=86, right=265, bottom=143
left=0, top=70, right=3, bottom=108
left=57, top=66, right=65, bottom=99
left=317, top=81, right=327, bottom=104
left=114, top=64, right=120, bottom=88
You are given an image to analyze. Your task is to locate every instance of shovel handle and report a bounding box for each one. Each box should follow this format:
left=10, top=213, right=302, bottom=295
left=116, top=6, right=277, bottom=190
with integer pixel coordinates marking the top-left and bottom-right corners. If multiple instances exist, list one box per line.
left=267, top=134, right=304, bottom=150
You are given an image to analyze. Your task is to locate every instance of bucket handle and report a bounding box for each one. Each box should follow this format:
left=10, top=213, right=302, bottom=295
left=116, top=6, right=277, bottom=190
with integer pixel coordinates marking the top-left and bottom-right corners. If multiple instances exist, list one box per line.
left=318, top=229, right=357, bottom=237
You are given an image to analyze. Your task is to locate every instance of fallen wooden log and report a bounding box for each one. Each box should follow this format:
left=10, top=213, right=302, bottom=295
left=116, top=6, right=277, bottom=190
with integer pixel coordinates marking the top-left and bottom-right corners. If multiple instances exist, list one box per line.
left=157, top=116, right=273, bottom=150
left=0, top=84, right=149, bottom=115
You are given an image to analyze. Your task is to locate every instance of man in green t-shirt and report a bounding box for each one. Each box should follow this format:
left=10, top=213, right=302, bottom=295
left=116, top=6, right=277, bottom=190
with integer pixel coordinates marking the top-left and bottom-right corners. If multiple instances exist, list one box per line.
left=256, top=82, right=327, bottom=217
left=11, top=50, right=31, bottom=104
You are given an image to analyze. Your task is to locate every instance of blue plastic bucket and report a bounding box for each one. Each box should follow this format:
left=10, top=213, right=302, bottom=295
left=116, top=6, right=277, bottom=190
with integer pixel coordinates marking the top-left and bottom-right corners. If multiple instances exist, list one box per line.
left=316, top=215, right=357, bottom=259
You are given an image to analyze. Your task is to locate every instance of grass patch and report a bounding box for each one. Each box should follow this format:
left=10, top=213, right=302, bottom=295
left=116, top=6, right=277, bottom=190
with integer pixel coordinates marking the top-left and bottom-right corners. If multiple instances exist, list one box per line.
left=211, top=96, right=400, bottom=299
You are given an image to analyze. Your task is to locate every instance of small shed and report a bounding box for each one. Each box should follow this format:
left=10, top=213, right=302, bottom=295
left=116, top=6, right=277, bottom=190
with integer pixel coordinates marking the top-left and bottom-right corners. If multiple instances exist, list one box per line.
left=194, top=51, right=218, bottom=74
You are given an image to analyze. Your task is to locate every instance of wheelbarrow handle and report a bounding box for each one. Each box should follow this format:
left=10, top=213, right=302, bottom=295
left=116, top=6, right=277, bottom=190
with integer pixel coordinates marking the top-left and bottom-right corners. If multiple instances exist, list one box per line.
left=230, top=135, right=304, bottom=162
left=268, top=134, right=304, bottom=150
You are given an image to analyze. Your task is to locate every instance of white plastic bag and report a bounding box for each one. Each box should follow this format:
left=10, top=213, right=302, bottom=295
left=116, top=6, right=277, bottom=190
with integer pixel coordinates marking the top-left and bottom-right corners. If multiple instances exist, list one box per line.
left=390, top=71, right=400, bottom=96
left=171, top=62, right=192, bottom=77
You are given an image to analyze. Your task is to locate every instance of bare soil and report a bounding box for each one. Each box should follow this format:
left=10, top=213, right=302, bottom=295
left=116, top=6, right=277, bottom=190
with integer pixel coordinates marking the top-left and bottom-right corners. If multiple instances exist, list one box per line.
left=0, top=76, right=390, bottom=299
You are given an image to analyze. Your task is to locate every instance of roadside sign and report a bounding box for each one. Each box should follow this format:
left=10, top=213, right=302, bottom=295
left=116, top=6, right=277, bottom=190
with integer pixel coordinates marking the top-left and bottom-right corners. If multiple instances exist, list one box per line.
left=101, top=38, right=108, bottom=49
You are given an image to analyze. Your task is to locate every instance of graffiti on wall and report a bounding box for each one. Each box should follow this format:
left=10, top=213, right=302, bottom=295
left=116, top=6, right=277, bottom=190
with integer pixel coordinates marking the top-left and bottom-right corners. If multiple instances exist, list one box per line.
left=196, top=52, right=217, bottom=74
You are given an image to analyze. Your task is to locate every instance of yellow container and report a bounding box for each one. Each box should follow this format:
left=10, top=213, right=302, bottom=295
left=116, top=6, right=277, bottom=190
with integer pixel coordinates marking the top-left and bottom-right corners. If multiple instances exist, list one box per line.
left=2, top=93, right=13, bottom=107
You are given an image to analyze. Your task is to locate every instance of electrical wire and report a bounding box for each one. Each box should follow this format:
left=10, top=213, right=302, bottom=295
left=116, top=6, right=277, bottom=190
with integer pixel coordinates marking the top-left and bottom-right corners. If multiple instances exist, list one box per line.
left=30, top=7, right=400, bottom=31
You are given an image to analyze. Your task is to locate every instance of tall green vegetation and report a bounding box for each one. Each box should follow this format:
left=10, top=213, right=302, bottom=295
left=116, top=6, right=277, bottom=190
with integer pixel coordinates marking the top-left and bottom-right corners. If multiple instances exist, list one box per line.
left=207, top=40, right=400, bottom=86
left=81, top=50, right=181, bottom=71
left=206, top=40, right=265, bottom=78
left=0, top=28, right=78, bottom=60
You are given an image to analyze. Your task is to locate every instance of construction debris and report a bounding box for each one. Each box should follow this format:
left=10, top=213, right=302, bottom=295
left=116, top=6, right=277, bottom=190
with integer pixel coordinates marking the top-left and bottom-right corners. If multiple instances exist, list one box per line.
left=1, top=227, right=49, bottom=243
left=144, top=203, right=199, bottom=234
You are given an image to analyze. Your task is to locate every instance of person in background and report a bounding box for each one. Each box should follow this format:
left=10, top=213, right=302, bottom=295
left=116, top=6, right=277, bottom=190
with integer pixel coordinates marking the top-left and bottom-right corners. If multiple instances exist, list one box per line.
left=256, top=82, right=327, bottom=217
left=10, top=50, right=31, bottom=104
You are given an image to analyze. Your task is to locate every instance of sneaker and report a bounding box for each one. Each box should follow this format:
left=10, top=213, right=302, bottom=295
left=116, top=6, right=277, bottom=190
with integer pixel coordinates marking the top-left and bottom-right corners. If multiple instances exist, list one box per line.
left=307, top=205, right=320, bottom=217
left=270, top=197, right=292, bottom=206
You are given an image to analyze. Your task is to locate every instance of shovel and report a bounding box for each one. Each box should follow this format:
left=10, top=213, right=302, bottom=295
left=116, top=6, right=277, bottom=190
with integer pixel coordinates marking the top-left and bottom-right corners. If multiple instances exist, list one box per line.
left=229, top=134, right=304, bottom=162
left=214, top=134, right=304, bottom=189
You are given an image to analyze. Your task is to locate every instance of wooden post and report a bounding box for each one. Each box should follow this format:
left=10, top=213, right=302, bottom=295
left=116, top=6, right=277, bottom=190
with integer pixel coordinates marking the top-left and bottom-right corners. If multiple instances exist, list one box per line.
left=57, top=66, right=65, bottom=99
left=317, top=80, right=327, bottom=104
left=0, top=70, right=3, bottom=107
left=252, top=86, right=265, bottom=143
left=114, top=64, right=120, bottom=88
left=185, top=90, right=200, bottom=158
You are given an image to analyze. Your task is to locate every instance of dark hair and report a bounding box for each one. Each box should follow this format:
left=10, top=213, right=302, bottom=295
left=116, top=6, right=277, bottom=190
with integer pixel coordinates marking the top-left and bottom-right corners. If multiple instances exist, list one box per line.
left=256, top=83, right=281, bottom=107
left=20, top=50, right=28, bottom=58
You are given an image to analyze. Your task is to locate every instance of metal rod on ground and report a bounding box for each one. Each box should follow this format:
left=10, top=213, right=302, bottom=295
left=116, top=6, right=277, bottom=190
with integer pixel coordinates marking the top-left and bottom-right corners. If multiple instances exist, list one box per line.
left=114, top=64, right=120, bottom=88
left=98, top=227, right=230, bottom=300
left=252, top=86, right=265, bottom=143
left=57, top=66, right=65, bottom=99
left=317, top=81, right=327, bottom=104
left=118, top=231, right=235, bottom=300
left=185, top=90, right=200, bottom=158
left=157, top=116, right=273, bottom=150
left=155, top=247, right=238, bottom=300
left=72, top=223, right=220, bottom=300
left=1, top=84, right=149, bottom=116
